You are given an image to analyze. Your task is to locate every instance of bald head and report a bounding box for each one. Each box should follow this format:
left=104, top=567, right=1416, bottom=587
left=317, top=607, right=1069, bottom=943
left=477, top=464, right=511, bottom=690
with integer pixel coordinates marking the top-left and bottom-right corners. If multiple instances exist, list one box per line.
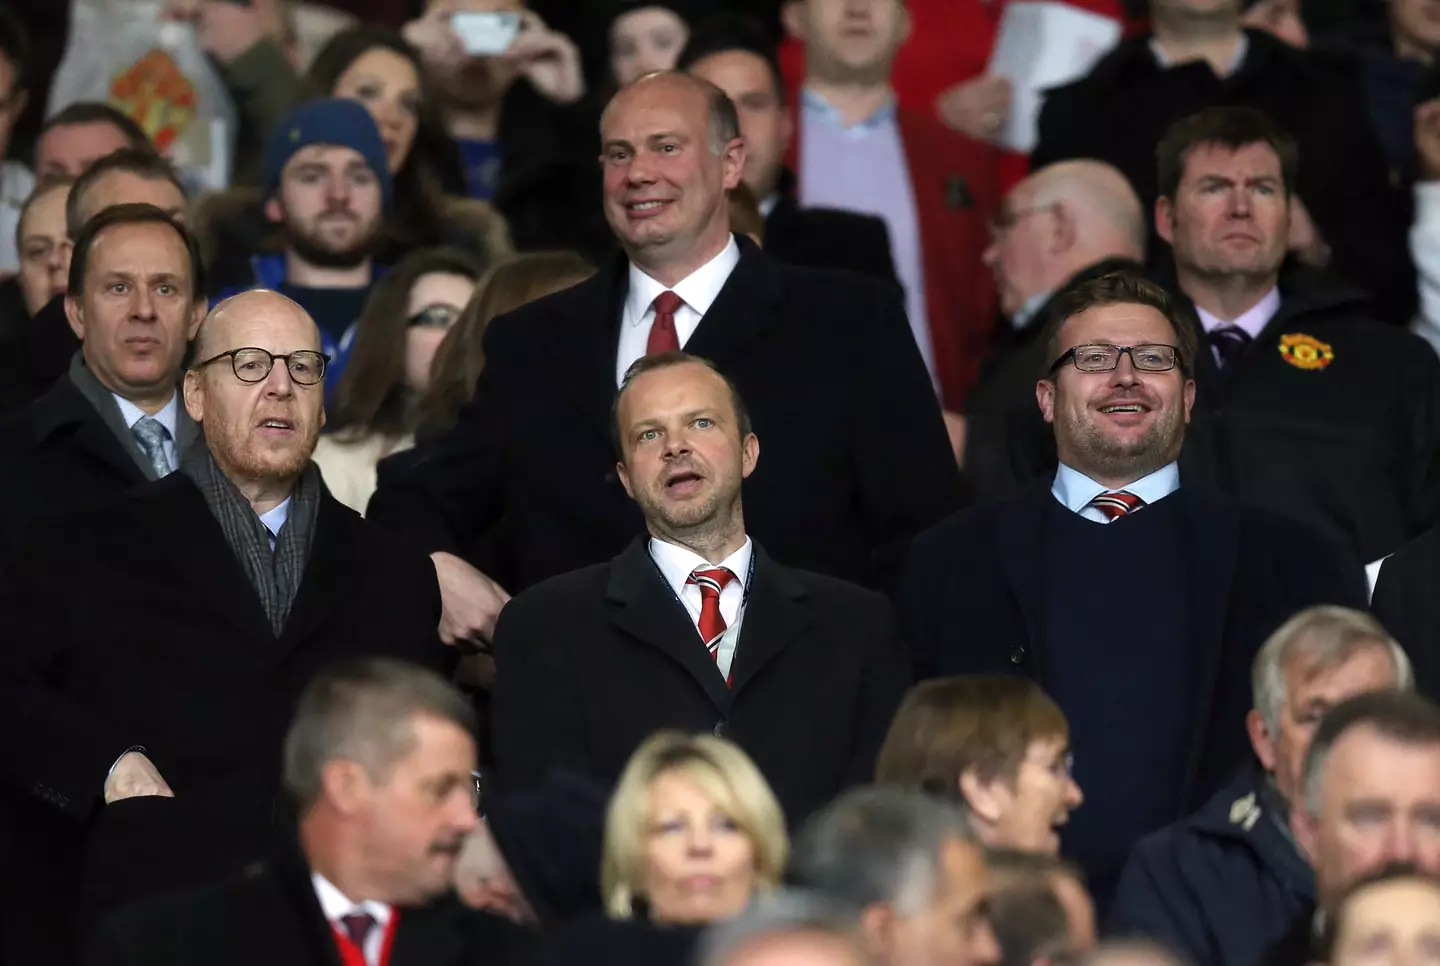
left=602, top=70, right=741, bottom=157
left=983, top=161, right=1146, bottom=319
left=195, top=289, right=320, bottom=362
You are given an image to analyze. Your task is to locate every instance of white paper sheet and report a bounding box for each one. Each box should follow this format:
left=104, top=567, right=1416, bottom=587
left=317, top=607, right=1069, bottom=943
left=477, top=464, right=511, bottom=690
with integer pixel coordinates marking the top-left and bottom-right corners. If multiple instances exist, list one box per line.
left=987, top=1, right=1123, bottom=153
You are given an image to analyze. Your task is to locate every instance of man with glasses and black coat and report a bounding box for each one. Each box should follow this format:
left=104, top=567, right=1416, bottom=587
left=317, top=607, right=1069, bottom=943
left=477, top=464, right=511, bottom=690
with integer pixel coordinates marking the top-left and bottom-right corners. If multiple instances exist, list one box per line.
left=897, top=270, right=1367, bottom=910
left=0, top=286, right=446, bottom=960
left=999, top=107, right=1440, bottom=581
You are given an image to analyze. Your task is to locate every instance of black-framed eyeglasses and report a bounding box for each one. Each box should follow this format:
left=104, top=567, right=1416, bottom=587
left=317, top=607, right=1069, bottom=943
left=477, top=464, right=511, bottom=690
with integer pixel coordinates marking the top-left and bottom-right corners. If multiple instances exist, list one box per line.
left=407, top=304, right=461, bottom=329
left=1048, top=343, right=1179, bottom=374
left=194, top=347, right=330, bottom=386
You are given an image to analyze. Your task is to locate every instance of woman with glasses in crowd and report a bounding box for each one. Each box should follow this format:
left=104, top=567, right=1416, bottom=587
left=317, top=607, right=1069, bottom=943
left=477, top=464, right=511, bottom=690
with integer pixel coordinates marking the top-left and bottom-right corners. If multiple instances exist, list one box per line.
left=313, top=246, right=481, bottom=514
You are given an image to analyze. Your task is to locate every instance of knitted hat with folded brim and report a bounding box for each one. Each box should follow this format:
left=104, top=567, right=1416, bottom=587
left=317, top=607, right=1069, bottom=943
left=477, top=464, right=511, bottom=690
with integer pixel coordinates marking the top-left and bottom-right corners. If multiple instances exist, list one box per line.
left=263, top=98, right=393, bottom=211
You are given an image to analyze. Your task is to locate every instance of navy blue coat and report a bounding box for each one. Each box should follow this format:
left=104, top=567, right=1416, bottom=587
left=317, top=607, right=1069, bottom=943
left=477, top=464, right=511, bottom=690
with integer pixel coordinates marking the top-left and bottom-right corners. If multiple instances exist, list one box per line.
left=1107, top=763, right=1315, bottom=966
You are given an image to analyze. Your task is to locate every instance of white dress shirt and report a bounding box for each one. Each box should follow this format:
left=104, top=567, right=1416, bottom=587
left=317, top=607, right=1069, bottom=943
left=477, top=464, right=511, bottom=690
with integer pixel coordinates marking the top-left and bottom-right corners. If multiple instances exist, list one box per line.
left=615, top=235, right=741, bottom=386
left=259, top=497, right=291, bottom=551
left=312, top=872, right=392, bottom=966
left=1194, top=287, right=1281, bottom=362
left=1052, top=462, right=1181, bottom=523
left=649, top=535, right=753, bottom=679
left=114, top=391, right=181, bottom=471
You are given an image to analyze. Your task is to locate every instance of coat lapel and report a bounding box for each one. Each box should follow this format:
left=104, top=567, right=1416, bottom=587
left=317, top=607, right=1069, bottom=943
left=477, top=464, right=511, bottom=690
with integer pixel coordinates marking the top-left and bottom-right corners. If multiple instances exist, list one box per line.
left=606, top=538, right=731, bottom=713
left=728, top=545, right=812, bottom=694
left=147, top=475, right=279, bottom=644
left=1177, top=487, right=1240, bottom=801
left=29, top=377, right=148, bottom=483
left=682, top=237, right=786, bottom=368
left=543, top=257, right=629, bottom=443
left=995, top=484, right=1052, bottom=670
left=278, top=494, right=354, bottom=649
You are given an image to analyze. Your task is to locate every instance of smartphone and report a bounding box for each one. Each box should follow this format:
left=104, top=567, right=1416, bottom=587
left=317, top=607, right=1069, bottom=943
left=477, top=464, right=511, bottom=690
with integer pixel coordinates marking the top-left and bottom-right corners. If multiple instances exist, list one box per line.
left=451, top=11, right=521, bottom=56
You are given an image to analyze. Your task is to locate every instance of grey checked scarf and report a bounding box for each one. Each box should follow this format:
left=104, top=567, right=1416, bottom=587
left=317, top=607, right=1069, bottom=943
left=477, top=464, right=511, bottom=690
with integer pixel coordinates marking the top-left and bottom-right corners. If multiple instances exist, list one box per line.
left=180, top=444, right=322, bottom=636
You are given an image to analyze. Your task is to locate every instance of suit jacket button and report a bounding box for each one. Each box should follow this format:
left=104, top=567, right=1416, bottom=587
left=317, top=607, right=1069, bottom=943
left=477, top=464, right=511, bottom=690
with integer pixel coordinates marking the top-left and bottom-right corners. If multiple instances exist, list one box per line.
left=1009, top=646, right=1026, bottom=665
left=713, top=721, right=727, bottom=737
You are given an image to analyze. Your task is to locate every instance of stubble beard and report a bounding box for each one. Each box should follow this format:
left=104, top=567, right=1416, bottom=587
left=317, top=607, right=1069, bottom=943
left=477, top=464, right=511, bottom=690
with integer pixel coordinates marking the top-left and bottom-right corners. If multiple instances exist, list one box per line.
left=1064, top=406, right=1184, bottom=483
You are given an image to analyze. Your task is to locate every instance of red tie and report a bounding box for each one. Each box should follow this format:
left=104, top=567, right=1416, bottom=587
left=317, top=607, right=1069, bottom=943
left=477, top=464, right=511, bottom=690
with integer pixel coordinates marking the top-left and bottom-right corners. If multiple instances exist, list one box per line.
left=1088, top=491, right=1145, bottom=521
left=646, top=291, right=684, bottom=354
left=686, top=567, right=735, bottom=679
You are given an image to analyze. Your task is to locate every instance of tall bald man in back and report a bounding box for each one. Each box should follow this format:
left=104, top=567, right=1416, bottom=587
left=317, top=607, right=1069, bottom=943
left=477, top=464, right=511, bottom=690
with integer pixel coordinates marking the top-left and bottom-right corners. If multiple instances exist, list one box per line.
left=964, top=161, right=1148, bottom=501
left=368, top=70, right=960, bottom=633
left=0, top=288, right=446, bottom=957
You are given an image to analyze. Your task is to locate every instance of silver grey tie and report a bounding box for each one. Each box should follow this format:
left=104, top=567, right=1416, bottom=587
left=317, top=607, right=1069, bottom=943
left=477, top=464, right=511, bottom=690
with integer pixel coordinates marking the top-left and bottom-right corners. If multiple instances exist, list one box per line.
left=132, top=416, right=174, bottom=478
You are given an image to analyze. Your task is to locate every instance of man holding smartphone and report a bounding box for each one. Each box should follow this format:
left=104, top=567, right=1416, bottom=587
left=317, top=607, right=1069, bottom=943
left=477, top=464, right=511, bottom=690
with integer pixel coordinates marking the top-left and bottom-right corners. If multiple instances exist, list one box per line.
left=402, top=0, right=589, bottom=202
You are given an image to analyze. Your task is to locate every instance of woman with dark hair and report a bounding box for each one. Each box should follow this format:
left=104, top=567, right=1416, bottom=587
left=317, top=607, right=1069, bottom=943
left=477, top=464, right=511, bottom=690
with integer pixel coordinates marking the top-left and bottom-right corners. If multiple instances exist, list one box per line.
left=194, top=26, right=509, bottom=294
left=312, top=246, right=483, bottom=513
left=413, top=249, right=596, bottom=445
left=301, top=25, right=509, bottom=265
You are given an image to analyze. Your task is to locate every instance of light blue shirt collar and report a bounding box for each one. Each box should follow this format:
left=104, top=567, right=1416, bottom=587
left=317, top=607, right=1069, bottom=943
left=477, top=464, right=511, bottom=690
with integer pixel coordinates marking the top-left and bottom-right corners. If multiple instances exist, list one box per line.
left=800, top=87, right=898, bottom=134
left=258, top=497, right=291, bottom=544
left=1052, top=461, right=1181, bottom=514
left=113, top=391, right=180, bottom=436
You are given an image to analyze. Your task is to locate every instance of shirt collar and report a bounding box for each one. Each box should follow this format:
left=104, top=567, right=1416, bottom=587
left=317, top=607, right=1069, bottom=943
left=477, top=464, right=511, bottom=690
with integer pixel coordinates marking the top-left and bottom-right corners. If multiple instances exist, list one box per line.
left=758, top=192, right=780, bottom=218
left=1193, top=287, right=1281, bottom=340
left=1052, top=461, right=1181, bottom=513
left=625, top=235, right=741, bottom=328
left=259, top=496, right=292, bottom=540
left=1149, top=33, right=1250, bottom=75
left=1011, top=290, right=1052, bottom=331
left=648, top=535, right=754, bottom=601
left=113, top=390, right=180, bottom=437
left=311, top=872, right=392, bottom=928
left=800, top=87, right=898, bottom=133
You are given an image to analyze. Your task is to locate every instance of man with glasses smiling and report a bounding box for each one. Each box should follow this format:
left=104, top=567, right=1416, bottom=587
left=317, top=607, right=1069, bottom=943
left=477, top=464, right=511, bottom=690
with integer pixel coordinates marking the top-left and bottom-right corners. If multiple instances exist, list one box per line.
left=0, top=287, right=447, bottom=956
left=899, top=269, right=1367, bottom=907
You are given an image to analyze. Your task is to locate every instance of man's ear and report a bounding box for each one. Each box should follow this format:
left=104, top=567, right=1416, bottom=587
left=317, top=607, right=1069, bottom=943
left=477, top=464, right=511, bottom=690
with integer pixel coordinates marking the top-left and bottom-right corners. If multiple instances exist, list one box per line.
left=616, top=459, right=635, bottom=500
left=320, top=759, right=370, bottom=817
left=1155, top=197, right=1175, bottom=245
left=182, top=369, right=205, bottom=424
left=722, top=137, right=747, bottom=191
left=857, top=902, right=897, bottom=961
left=740, top=433, right=759, bottom=479
left=780, top=0, right=807, bottom=40
left=264, top=195, right=284, bottom=225
left=1052, top=202, right=1076, bottom=254
left=1247, top=709, right=1278, bottom=774
left=1036, top=378, right=1057, bottom=425
left=64, top=294, right=85, bottom=341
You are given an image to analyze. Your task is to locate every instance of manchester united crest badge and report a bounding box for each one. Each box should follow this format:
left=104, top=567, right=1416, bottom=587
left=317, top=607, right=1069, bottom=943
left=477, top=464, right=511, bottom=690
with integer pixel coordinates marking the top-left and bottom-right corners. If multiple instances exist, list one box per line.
left=1278, top=333, right=1334, bottom=371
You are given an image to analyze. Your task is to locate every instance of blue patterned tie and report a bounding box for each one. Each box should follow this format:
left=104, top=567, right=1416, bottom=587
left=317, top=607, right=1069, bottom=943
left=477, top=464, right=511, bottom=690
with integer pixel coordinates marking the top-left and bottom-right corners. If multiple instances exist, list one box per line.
left=1209, top=325, right=1252, bottom=369
left=132, top=416, right=173, bottom=478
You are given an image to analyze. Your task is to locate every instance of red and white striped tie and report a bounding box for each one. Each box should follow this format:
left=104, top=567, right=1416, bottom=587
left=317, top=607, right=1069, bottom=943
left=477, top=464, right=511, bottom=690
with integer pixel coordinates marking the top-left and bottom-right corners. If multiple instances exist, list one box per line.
left=1088, top=490, right=1145, bottom=521
left=687, top=567, right=735, bottom=682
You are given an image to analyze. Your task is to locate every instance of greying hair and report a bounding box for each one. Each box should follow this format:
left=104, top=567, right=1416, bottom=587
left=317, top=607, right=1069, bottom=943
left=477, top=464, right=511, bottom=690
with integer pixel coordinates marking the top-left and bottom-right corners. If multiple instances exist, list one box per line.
left=789, top=787, right=971, bottom=916
left=282, top=657, right=477, bottom=811
left=696, top=889, right=865, bottom=966
left=990, top=882, right=1072, bottom=966
left=1252, top=605, right=1411, bottom=734
left=1077, top=938, right=1186, bottom=966
left=1299, top=691, right=1440, bottom=817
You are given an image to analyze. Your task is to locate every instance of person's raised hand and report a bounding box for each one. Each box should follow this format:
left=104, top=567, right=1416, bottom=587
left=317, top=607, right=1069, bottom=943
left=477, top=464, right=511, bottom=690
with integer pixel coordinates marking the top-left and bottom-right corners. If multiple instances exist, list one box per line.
left=502, top=10, right=585, bottom=105
left=431, top=551, right=512, bottom=647
left=103, top=752, right=175, bottom=804
left=937, top=75, right=1013, bottom=144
